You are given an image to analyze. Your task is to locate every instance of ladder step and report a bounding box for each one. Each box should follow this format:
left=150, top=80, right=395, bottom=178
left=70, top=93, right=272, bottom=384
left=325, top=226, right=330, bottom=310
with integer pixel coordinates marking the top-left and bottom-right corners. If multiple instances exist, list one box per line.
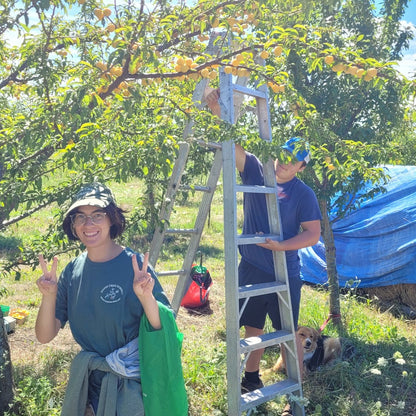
left=179, top=184, right=212, bottom=192
left=194, top=139, right=223, bottom=149
left=240, top=379, right=301, bottom=412
left=237, top=233, right=279, bottom=245
left=240, top=329, right=293, bottom=353
left=235, top=184, right=276, bottom=194
left=239, top=281, right=287, bottom=298
left=165, top=228, right=198, bottom=234
left=232, top=83, right=268, bottom=100
left=157, top=269, right=186, bottom=277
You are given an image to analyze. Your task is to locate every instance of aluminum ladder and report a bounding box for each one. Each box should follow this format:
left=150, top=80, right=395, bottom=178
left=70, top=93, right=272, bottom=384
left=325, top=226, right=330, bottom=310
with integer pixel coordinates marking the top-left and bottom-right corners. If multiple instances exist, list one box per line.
left=148, top=33, right=224, bottom=313
left=149, top=31, right=305, bottom=415
left=219, top=60, right=305, bottom=415
left=148, top=137, right=222, bottom=313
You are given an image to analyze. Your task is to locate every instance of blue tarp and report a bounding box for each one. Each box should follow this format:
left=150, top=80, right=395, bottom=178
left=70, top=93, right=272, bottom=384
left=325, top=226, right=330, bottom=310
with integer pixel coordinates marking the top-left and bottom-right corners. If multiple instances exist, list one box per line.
left=300, top=165, right=416, bottom=288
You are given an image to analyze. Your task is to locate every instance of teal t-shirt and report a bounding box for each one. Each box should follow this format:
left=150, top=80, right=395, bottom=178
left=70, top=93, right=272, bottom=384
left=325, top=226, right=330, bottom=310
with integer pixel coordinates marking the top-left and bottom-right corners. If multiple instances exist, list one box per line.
left=55, top=247, right=171, bottom=357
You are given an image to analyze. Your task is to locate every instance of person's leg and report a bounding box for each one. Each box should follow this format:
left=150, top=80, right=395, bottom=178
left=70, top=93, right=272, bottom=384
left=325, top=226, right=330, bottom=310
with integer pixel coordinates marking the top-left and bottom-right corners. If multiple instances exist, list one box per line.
left=239, top=300, right=268, bottom=391
left=239, top=260, right=274, bottom=391
left=267, top=273, right=304, bottom=373
left=84, top=404, right=96, bottom=416
left=244, top=325, right=265, bottom=372
left=241, top=325, right=266, bottom=392
left=273, top=276, right=304, bottom=378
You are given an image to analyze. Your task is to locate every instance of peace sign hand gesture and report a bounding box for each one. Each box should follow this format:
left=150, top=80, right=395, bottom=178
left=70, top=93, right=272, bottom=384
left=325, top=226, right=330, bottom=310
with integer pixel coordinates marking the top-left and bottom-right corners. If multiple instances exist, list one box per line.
left=36, top=254, right=58, bottom=298
left=132, top=252, right=155, bottom=301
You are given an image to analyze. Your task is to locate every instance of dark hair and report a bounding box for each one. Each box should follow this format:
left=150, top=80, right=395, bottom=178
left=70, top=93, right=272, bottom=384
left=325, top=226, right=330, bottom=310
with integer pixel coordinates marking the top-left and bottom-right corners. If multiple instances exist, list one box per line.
left=62, top=203, right=127, bottom=241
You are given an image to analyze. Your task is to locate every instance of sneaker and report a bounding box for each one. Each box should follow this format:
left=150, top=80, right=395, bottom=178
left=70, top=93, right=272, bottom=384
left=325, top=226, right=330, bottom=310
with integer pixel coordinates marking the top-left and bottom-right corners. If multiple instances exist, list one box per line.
left=241, top=376, right=264, bottom=393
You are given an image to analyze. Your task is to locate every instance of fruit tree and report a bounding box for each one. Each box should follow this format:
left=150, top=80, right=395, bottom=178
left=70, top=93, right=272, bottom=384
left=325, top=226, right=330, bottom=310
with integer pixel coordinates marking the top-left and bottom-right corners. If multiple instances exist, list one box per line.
left=0, top=0, right=415, bottom=410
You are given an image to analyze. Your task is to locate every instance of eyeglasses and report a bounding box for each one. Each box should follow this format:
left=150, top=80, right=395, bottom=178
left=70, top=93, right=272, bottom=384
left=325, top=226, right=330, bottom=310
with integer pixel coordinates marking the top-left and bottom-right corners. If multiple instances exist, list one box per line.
left=71, top=212, right=107, bottom=226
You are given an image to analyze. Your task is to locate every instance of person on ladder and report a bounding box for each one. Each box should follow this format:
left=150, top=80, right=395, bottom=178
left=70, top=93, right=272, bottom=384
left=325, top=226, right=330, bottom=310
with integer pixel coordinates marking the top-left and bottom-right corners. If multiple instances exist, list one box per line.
left=205, top=88, right=322, bottom=394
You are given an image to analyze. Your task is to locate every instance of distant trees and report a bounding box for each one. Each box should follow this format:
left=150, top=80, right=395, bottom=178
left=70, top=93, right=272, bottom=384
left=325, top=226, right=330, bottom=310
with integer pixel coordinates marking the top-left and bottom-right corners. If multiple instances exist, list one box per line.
left=0, top=0, right=414, bottom=408
left=265, top=0, right=415, bottom=321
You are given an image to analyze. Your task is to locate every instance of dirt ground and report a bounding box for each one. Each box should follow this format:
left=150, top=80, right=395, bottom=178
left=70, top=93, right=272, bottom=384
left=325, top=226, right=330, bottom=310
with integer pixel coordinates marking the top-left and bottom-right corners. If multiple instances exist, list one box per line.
left=7, top=279, right=416, bottom=367
left=8, top=324, right=79, bottom=365
left=7, top=299, right=215, bottom=367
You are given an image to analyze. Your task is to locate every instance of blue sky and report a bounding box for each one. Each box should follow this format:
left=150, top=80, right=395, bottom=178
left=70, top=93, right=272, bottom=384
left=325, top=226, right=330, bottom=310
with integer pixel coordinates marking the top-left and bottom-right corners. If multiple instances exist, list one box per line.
left=8, top=1, right=416, bottom=78
left=396, top=0, right=416, bottom=77
left=58, top=1, right=416, bottom=79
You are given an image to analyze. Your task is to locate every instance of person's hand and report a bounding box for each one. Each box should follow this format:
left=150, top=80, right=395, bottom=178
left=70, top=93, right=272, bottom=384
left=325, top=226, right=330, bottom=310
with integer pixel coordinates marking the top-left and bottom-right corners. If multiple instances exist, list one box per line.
left=132, top=252, right=155, bottom=300
left=36, top=254, right=58, bottom=297
left=204, top=86, right=221, bottom=116
left=204, top=86, right=220, bottom=105
left=256, top=237, right=285, bottom=251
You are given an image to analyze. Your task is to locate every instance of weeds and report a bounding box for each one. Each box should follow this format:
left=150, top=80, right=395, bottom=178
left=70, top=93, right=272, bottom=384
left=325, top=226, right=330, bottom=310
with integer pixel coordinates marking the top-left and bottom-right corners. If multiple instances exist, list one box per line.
left=10, top=376, right=61, bottom=416
left=298, top=288, right=416, bottom=416
left=2, top=180, right=416, bottom=415
left=5, top=348, right=74, bottom=416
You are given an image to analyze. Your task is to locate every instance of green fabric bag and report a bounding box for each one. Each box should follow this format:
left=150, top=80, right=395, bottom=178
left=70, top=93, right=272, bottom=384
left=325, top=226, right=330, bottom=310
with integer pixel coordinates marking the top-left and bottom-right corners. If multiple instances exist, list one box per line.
left=139, top=302, right=188, bottom=416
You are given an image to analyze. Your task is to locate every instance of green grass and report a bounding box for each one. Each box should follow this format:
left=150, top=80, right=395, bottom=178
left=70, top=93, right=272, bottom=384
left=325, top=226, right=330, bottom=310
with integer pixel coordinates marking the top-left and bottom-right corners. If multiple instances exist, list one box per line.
left=1, top=179, right=416, bottom=415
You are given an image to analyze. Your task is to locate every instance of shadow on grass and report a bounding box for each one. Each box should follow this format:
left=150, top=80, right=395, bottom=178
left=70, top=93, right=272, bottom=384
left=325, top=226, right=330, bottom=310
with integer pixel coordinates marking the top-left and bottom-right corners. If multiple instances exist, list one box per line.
left=300, top=335, right=416, bottom=416
left=0, top=235, right=22, bottom=257
left=9, top=349, right=76, bottom=416
left=158, top=238, right=224, bottom=261
left=258, top=331, right=416, bottom=416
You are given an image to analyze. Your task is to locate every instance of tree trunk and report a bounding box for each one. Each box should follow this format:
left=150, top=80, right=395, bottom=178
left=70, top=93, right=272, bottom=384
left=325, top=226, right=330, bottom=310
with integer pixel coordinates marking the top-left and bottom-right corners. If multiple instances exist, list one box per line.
left=0, top=311, right=14, bottom=415
left=319, top=199, right=342, bottom=328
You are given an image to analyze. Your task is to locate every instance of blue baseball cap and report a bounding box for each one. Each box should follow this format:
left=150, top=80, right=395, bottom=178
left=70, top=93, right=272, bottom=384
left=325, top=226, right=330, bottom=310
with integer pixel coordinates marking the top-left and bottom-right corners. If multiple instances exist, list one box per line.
left=282, top=137, right=311, bottom=164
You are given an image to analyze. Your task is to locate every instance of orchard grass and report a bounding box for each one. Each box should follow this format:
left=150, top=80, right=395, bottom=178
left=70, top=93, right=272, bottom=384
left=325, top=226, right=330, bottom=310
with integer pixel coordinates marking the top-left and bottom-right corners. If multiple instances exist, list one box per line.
left=1, top=180, right=416, bottom=415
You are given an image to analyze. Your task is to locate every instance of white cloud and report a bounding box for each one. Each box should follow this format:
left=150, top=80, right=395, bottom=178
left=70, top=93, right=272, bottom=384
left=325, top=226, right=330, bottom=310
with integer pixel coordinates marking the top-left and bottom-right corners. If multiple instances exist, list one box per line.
left=396, top=51, right=416, bottom=78
left=395, top=21, right=416, bottom=79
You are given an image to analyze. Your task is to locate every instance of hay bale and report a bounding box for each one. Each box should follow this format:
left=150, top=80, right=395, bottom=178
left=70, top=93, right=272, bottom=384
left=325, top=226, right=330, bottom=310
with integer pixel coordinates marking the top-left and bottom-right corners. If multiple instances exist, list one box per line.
left=364, top=284, right=416, bottom=317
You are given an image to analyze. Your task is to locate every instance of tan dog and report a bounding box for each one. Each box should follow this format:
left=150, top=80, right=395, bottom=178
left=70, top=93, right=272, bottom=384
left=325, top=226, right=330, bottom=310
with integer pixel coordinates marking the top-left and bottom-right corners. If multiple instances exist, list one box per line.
left=272, top=326, right=354, bottom=376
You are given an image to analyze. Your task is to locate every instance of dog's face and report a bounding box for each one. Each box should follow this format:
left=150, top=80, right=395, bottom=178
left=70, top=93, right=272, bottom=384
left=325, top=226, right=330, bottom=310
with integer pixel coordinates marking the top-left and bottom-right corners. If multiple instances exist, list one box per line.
left=297, top=326, right=320, bottom=353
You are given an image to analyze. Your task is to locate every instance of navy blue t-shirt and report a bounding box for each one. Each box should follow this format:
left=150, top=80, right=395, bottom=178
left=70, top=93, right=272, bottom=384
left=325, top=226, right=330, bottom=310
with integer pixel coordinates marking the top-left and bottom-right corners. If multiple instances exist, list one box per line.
left=239, top=152, right=322, bottom=279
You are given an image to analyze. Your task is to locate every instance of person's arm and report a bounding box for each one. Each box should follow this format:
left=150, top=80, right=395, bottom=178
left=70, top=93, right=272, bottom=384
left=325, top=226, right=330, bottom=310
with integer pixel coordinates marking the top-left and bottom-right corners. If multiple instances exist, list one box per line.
left=36, top=297, right=61, bottom=343
left=35, top=255, right=61, bottom=343
left=257, top=219, right=321, bottom=252
left=132, top=253, right=161, bottom=330
left=235, top=143, right=247, bottom=173
left=204, top=87, right=247, bottom=172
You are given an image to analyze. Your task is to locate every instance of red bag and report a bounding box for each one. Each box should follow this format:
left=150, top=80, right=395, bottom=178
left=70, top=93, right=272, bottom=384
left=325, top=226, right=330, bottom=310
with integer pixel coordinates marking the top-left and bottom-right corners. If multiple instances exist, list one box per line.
left=181, top=256, right=212, bottom=308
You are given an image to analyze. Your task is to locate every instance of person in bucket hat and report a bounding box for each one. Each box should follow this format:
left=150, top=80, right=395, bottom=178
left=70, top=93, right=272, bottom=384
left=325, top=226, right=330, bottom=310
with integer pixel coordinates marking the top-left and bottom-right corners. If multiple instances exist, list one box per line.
left=35, top=183, right=188, bottom=415
left=205, top=88, right=322, bottom=397
left=64, top=182, right=116, bottom=216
